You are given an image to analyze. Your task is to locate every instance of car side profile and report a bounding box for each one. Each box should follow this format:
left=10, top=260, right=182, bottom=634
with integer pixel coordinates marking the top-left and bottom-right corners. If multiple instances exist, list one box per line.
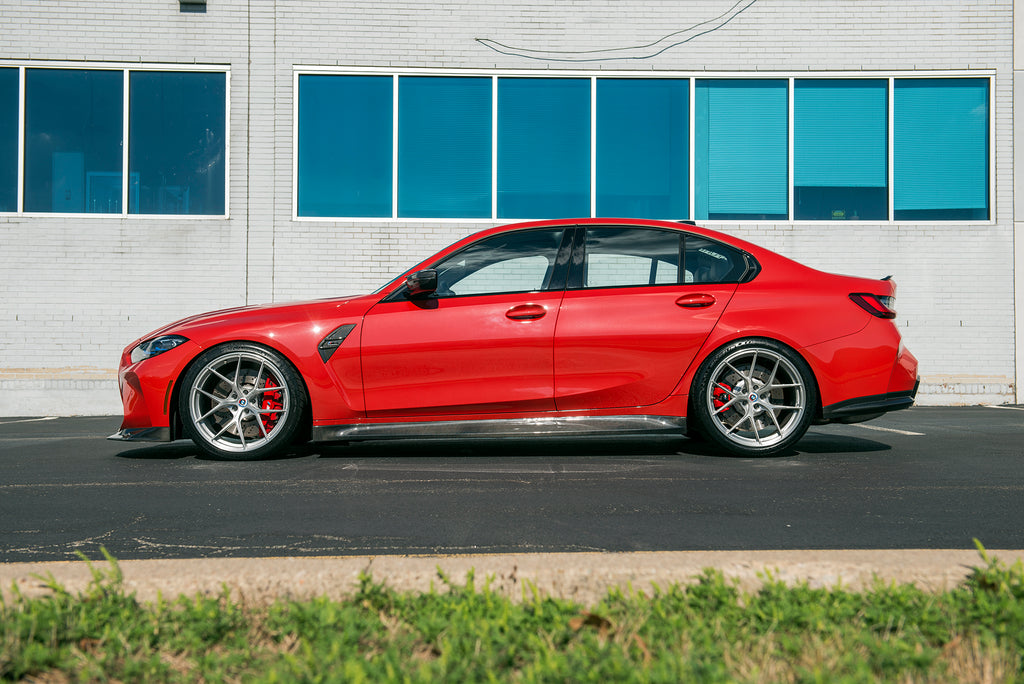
left=110, top=218, right=919, bottom=459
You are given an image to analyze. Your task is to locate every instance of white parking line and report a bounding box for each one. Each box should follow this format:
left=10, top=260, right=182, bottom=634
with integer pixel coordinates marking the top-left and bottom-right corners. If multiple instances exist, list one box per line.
left=0, top=417, right=59, bottom=426
left=985, top=405, right=1024, bottom=411
left=850, top=424, right=925, bottom=436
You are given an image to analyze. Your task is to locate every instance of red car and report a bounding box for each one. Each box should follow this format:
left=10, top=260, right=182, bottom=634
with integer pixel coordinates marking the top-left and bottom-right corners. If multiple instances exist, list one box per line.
left=110, top=218, right=918, bottom=460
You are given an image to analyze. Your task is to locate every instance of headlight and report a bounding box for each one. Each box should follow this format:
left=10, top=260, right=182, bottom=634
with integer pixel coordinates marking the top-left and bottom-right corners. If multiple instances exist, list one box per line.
left=130, top=335, right=189, bottom=364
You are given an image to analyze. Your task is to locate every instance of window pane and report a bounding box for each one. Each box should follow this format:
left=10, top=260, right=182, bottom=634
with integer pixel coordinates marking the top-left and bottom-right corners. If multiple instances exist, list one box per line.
left=894, top=78, right=989, bottom=220
left=24, top=69, right=123, bottom=213
left=583, top=227, right=681, bottom=288
left=597, top=79, right=688, bottom=219
left=695, top=80, right=788, bottom=220
left=684, top=235, right=748, bottom=283
left=498, top=78, right=590, bottom=219
left=434, top=228, right=565, bottom=297
left=0, top=68, right=17, bottom=212
left=794, top=80, right=887, bottom=220
left=297, top=75, right=392, bottom=217
left=129, top=72, right=225, bottom=215
left=398, top=76, right=491, bottom=218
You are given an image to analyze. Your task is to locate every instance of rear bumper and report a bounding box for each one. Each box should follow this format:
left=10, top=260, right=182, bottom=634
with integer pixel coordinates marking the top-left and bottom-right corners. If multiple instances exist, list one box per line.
left=821, top=379, right=919, bottom=424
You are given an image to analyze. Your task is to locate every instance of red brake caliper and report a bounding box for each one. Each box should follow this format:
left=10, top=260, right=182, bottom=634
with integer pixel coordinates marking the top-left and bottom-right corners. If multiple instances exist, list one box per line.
left=712, top=382, right=733, bottom=410
left=260, top=376, right=283, bottom=432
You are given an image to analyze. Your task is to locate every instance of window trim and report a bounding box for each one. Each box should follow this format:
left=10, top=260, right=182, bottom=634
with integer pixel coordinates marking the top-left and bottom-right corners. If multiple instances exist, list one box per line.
left=292, top=67, right=994, bottom=226
left=0, top=60, right=230, bottom=219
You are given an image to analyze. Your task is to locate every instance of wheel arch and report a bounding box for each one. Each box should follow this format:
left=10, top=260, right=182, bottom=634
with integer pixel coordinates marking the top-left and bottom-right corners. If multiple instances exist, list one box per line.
left=683, top=334, right=825, bottom=423
left=169, top=339, right=314, bottom=445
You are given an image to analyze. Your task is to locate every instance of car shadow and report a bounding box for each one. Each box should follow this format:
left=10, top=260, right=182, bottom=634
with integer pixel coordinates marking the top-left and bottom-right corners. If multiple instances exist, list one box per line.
left=110, top=430, right=890, bottom=461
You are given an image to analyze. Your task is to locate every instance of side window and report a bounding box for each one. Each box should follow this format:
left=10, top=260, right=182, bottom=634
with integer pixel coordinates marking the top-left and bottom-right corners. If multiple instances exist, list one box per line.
left=683, top=236, right=749, bottom=283
left=582, top=227, right=681, bottom=288
left=433, top=228, right=565, bottom=297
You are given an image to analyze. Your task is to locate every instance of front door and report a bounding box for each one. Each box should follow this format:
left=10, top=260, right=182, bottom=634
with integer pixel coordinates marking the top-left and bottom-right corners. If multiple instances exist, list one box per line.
left=361, top=227, right=569, bottom=417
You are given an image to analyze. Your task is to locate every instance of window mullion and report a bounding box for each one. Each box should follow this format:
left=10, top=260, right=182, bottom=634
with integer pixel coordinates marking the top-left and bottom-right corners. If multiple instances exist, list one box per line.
left=492, top=75, right=497, bottom=220
left=788, top=77, right=794, bottom=221
left=590, top=76, right=596, bottom=218
left=16, top=66, right=24, bottom=214
left=122, top=70, right=130, bottom=215
left=888, top=77, right=895, bottom=221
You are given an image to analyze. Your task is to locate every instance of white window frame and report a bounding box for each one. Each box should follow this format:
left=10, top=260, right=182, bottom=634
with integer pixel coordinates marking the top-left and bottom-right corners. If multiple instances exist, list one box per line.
left=292, top=66, right=995, bottom=226
left=0, top=60, right=230, bottom=219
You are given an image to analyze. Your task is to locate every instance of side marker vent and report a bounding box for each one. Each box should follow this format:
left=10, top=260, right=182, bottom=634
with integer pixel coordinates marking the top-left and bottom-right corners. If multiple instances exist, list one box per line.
left=318, top=324, right=357, bottom=362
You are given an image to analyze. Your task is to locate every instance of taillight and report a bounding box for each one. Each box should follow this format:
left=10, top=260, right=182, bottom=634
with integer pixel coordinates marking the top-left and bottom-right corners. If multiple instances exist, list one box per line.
left=850, top=293, right=897, bottom=319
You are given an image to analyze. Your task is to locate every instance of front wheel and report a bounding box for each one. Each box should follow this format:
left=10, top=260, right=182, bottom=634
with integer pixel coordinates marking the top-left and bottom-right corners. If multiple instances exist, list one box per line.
left=179, top=342, right=307, bottom=460
left=691, top=339, right=817, bottom=457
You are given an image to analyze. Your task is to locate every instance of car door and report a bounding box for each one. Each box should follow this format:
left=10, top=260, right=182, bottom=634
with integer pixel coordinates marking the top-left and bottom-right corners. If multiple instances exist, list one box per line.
left=361, top=227, right=570, bottom=417
left=553, top=226, right=744, bottom=411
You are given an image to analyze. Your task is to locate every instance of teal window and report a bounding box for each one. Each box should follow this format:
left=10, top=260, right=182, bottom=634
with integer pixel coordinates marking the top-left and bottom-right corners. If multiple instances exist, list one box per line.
left=0, top=68, right=17, bottom=212
left=894, top=78, right=989, bottom=220
left=794, top=80, right=887, bottom=220
left=597, top=79, right=688, bottom=219
left=129, top=72, right=225, bottom=215
left=24, top=69, right=123, bottom=213
left=498, top=78, right=590, bottom=219
left=695, top=79, right=788, bottom=220
left=398, top=76, right=491, bottom=218
left=297, top=75, right=392, bottom=217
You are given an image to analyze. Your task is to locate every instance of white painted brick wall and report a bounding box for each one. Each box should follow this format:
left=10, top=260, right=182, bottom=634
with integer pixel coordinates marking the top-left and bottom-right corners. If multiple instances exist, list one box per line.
left=0, top=0, right=1015, bottom=415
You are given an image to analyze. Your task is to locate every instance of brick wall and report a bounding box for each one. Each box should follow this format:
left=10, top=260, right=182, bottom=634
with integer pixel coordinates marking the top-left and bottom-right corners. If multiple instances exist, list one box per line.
left=0, top=0, right=1015, bottom=415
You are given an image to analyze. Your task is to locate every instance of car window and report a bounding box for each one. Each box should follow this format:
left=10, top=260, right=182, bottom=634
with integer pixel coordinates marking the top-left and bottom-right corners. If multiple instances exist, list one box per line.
left=433, top=228, right=565, bottom=297
left=582, top=227, right=681, bottom=288
left=684, top=235, right=749, bottom=283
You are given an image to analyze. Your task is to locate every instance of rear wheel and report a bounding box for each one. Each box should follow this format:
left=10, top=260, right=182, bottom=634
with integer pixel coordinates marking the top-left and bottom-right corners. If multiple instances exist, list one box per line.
left=692, top=339, right=816, bottom=457
left=179, top=342, right=306, bottom=460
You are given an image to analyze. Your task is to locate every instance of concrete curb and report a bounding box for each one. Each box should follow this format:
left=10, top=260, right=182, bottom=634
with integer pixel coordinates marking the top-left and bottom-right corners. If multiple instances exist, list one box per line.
left=4, top=550, right=1023, bottom=606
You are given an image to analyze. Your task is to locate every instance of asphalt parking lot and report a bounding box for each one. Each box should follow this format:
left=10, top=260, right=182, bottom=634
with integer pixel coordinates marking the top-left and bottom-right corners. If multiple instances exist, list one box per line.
left=1, top=406, right=1023, bottom=564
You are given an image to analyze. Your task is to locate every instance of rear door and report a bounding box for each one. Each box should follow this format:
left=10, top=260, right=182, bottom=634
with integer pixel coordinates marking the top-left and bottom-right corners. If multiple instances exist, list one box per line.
left=553, top=226, right=743, bottom=411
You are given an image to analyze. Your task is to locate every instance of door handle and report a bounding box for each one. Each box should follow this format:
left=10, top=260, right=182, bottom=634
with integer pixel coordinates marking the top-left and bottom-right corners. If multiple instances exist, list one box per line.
left=675, top=293, right=716, bottom=308
left=506, top=304, right=547, bottom=320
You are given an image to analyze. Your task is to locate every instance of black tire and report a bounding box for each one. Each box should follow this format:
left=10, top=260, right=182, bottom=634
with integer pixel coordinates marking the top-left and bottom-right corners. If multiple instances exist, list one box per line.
left=691, top=338, right=817, bottom=457
left=179, top=342, right=307, bottom=460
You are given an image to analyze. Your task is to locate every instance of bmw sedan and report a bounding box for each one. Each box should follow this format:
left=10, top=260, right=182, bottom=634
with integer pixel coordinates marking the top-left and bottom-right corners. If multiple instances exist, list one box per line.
left=110, top=218, right=919, bottom=459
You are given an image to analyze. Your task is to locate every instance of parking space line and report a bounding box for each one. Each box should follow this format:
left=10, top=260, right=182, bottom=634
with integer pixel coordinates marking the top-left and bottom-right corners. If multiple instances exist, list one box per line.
left=0, top=417, right=58, bottom=426
left=850, top=424, right=924, bottom=436
left=984, top=405, right=1024, bottom=411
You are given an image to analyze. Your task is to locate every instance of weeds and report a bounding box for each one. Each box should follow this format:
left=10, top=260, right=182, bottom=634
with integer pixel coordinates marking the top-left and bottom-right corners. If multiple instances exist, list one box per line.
left=2, top=543, right=1023, bottom=682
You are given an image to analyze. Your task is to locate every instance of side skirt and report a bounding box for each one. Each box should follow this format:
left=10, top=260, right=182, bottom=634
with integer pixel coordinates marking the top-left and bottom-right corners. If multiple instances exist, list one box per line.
left=311, top=415, right=687, bottom=443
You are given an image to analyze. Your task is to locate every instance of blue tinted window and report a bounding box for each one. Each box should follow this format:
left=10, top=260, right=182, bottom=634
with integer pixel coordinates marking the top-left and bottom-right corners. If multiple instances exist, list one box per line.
left=398, top=76, right=491, bottom=218
left=297, top=75, right=392, bottom=218
left=24, top=69, right=123, bottom=213
left=497, top=78, right=590, bottom=219
left=894, top=78, right=989, bottom=220
left=129, top=71, right=226, bottom=215
left=597, top=79, right=688, bottom=219
left=794, top=80, right=887, bottom=220
left=695, top=80, right=788, bottom=220
left=0, top=68, right=17, bottom=212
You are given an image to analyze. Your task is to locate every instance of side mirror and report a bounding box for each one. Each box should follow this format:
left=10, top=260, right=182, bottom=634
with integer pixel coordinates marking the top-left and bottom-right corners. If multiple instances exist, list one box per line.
left=405, top=269, right=438, bottom=298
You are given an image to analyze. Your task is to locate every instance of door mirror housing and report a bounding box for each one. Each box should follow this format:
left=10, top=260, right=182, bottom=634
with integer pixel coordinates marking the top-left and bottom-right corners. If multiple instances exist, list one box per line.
left=405, top=269, right=438, bottom=298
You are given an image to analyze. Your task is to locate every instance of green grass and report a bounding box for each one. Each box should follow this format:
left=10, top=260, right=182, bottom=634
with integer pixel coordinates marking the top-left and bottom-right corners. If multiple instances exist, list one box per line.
left=3, top=544, right=1023, bottom=683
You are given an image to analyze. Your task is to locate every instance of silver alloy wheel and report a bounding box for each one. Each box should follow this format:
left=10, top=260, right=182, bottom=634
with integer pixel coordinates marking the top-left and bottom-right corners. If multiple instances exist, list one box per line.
left=187, top=350, right=291, bottom=454
left=703, top=346, right=807, bottom=449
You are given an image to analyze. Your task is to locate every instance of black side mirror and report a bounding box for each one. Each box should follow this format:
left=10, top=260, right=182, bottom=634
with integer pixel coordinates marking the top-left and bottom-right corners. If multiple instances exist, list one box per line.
left=405, top=269, right=438, bottom=298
